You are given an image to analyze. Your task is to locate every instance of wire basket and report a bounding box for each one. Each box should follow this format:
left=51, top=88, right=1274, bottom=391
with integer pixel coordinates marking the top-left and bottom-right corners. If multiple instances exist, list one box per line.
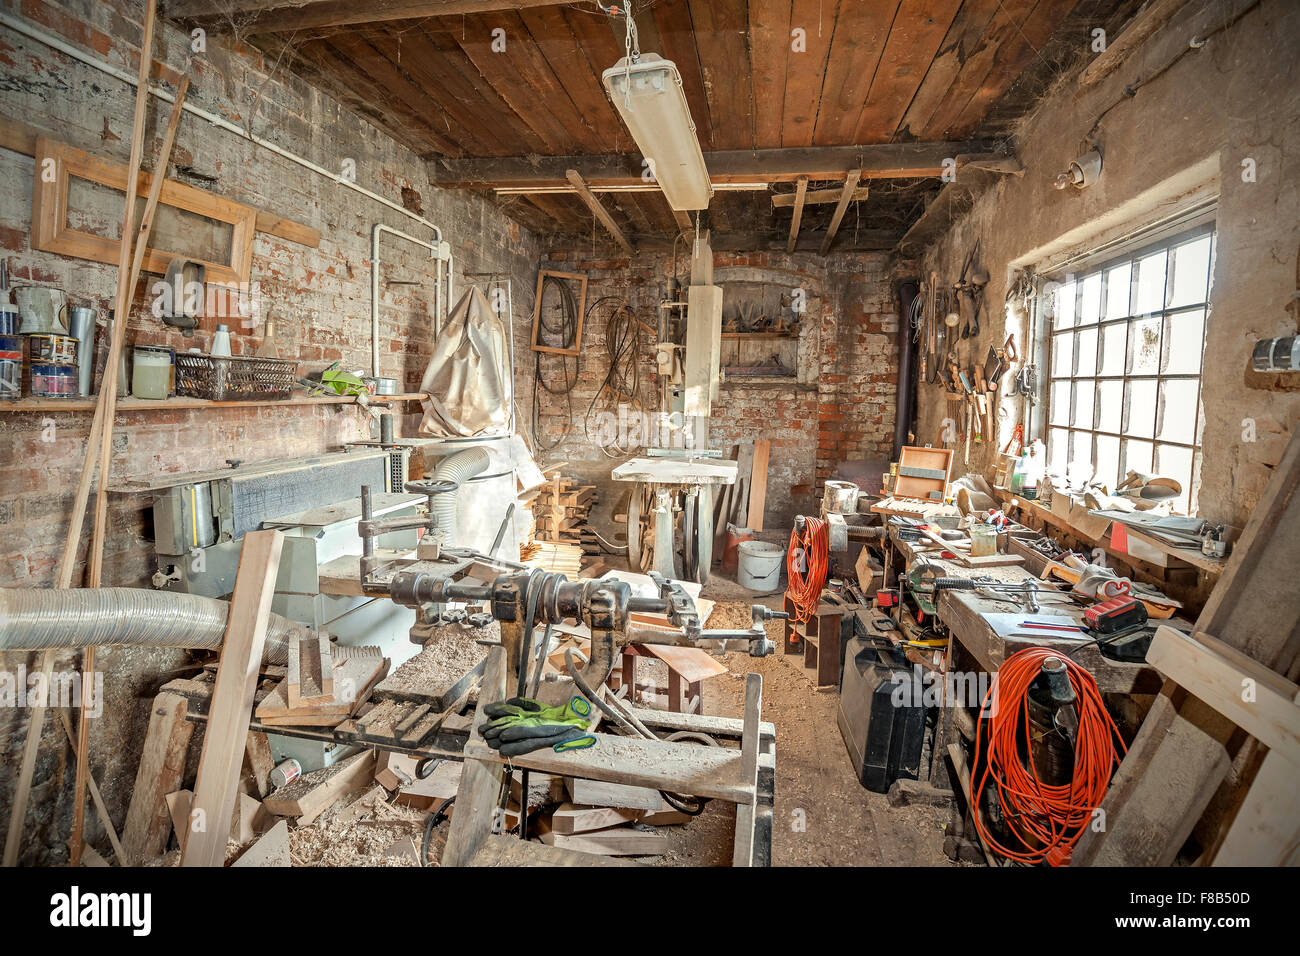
left=174, top=352, right=297, bottom=401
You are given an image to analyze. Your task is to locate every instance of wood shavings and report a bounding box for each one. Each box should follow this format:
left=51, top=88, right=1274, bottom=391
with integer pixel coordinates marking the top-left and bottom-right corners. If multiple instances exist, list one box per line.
left=376, top=624, right=492, bottom=697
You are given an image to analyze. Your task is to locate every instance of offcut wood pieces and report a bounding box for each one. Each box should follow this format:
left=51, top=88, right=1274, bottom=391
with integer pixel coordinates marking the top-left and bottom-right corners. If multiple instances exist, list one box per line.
left=262, top=750, right=378, bottom=826
left=231, top=819, right=292, bottom=868
left=121, top=691, right=196, bottom=864
left=530, top=472, right=599, bottom=555
left=287, top=632, right=335, bottom=708
left=181, top=529, right=285, bottom=867
left=255, top=644, right=388, bottom=725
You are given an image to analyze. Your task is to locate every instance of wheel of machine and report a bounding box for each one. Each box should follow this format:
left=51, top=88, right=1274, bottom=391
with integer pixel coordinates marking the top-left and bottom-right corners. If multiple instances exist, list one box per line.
left=624, top=482, right=655, bottom=573
left=683, top=493, right=697, bottom=581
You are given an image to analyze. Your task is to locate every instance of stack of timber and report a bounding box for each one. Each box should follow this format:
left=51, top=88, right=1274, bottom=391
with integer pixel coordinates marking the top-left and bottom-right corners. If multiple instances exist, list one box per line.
left=520, top=540, right=585, bottom=574
left=531, top=473, right=600, bottom=556
left=254, top=639, right=389, bottom=727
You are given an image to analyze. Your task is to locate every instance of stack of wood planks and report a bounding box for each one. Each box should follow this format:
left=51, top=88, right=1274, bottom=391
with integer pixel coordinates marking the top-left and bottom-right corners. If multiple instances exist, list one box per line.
left=712, top=439, right=771, bottom=560
left=530, top=473, right=600, bottom=555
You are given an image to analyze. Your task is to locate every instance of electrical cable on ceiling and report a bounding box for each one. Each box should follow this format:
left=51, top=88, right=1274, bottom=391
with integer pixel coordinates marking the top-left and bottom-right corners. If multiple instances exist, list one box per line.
left=786, top=517, right=829, bottom=625
left=971, top=646, right=1127, bottom=866
left=530, top=273, right=581, bottom=454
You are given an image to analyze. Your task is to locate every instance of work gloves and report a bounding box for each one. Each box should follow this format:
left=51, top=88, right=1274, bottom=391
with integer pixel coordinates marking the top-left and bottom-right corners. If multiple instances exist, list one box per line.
left=479, top=696, right=596, bottom=757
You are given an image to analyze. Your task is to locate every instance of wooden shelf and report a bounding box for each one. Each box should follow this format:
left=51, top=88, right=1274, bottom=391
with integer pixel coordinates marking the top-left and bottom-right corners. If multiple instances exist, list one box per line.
left=0, top=393, right=428, bottom=413
left=1000, top=493, right=1227, bottom=576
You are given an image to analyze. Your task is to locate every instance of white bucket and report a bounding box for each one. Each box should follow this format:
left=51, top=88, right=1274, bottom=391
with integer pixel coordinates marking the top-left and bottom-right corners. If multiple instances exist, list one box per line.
left=737, top=540, right=784, bottom=591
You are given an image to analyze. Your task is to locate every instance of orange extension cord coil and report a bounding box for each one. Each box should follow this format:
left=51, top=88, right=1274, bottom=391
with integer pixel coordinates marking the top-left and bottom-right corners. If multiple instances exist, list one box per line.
left=972, top=646, right=1127, bottom=866
left=785, top=516, right=829, bottom=625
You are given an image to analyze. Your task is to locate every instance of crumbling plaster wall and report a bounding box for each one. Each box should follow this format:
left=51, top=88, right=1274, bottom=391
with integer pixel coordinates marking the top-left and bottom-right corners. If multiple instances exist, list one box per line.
left=912, top=0, right=1300, bottom=531
left=533, top=246, right=901, bottom=535
left=0, top=0, right=541, bottom=863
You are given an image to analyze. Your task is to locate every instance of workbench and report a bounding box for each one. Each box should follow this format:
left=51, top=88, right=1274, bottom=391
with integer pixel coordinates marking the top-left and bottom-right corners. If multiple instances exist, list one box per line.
left=887, top=527, right=1166, bottom=694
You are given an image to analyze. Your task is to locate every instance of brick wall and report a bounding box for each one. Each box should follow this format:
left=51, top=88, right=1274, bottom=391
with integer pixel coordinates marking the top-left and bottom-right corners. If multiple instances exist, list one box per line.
left=534, top=246, right=901, bottom=532
left=0, top=0, right=542, bottom=862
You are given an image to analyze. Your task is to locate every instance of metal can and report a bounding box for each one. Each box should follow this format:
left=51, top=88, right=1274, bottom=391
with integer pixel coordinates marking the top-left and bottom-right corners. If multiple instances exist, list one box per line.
left=0, top=334, right=20, bottom=401
left=29, top=363, right=76, bottom=398
left=27, top=333, right=79, bottom=366
left=269, top=758, right=302, bottom=790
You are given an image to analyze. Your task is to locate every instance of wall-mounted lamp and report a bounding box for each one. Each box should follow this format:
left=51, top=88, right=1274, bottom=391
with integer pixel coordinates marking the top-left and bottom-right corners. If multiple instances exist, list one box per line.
left=1054, top=149, right=1103, bottom=190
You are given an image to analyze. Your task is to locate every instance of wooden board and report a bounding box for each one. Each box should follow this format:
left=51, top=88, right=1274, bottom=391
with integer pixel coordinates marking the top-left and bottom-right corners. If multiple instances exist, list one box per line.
left=549, top=803, right=642, bottom=834
left=537, top=820, right=667, bottom=857
left=746, top=438, right=771, bottom=531
left=231, top=819, right=292, bottom=868
left=121, top=691, right=195, bottom=864
left=182, top=529, right=284, bottom=867
left=262, top=750, right=377, bottom=825
left=641, top=643, right=729, bottom=684
left=531, top=270, right=587, bottom=355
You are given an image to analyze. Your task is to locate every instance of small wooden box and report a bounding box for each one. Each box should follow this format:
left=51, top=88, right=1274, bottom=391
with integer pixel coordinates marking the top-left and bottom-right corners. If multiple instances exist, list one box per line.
left=892, top=446, right=954, bottom=503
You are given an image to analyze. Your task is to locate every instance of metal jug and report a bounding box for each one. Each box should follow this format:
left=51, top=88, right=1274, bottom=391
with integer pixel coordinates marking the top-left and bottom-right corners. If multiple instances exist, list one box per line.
left=15, top=287, right=69, bottom=334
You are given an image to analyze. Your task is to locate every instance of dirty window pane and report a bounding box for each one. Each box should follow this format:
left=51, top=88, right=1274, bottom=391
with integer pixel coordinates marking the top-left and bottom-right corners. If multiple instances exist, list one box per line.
left=1071, top=430, right=1091, bottom=471
left=1123, top=438, right=1153, bottom=476
left=1048, top=429, right=1069, bottom=473
left=1097, top=380, right=1123, bottom=433
left=1095, top=435, right=1121, bottom=489
left=1158, top=379, right=1199, bottom=444
left=1076, top=327, right=1098, bottom=377
left=1099, top=321, right=1127, bottom=375
left=1052, top=331, right=1074, bottom=377
left=1079, top=273, right=1102, bottom=325
left=1168, top=234, right=1212, bottom=308
left=1053, top=281, right=1076, bottom=328
left=1164, top=309, right=1206, bottom=374
left=1105, top=263, right=1131, bottom=319
left=1051, top=381, right=1071, bottom=426
left=1133, top=250, right=1168, bottom=314
left=1124, top=378, right=1158, bottom=439
left=1129, top=314, right=1162, bottom=375
left=1074, top=381, right=1095, bottom=430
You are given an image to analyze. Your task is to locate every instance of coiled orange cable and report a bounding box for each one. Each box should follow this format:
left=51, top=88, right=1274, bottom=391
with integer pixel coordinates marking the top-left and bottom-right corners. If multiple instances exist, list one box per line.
left=785, top=516, right=829, bottom=624
left=971, top=646, right=1127, bottom=866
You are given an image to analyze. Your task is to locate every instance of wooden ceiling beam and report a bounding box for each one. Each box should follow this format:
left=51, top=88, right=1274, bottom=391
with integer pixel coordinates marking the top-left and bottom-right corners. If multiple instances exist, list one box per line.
left=820, top=169, right=862, bottom=256
left=566, top=168, right=634, bottom=254
left=430, top=141, right=996, bottom=188
left=785, top=176, right=807, bottom=254
left=169, top=0, right=573, bottom=33
left=775, top=182, right=870, bottom=208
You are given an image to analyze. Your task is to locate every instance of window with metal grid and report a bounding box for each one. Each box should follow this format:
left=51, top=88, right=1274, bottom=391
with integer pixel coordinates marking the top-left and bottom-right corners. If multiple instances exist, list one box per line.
left=1045, top=225, right=1215, bottom=514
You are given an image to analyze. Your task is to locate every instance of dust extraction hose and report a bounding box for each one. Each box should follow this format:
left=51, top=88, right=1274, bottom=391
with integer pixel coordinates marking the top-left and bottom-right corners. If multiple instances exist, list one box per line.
left=428, top=446, right=491, bottom=545
left=0, top=587, right=310, bottom=665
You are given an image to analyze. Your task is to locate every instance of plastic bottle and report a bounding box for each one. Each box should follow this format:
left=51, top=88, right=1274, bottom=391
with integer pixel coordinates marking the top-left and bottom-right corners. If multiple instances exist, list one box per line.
left=211, top=323, right=232, bottom=357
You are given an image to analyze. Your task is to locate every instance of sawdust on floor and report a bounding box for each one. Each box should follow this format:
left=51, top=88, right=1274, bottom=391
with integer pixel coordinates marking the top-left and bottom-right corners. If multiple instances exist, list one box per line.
left=287, top=798, right=429, bottom=867
left=647, top=597, right=956, bottom=867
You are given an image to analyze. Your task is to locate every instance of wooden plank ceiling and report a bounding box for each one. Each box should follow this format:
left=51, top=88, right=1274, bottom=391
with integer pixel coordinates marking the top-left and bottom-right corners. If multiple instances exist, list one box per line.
left=174, top=0, right=1132, bottom=251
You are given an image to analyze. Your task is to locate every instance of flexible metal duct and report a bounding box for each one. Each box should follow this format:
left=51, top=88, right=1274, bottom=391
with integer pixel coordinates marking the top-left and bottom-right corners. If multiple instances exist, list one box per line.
left=429, top=446, right=491, bottom=545
left=0, top=588, right=310, bottom=664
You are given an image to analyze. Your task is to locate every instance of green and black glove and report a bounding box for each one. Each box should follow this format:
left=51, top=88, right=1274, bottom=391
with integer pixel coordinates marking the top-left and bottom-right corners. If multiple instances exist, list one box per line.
left=479, top=696, right=596, bottom=757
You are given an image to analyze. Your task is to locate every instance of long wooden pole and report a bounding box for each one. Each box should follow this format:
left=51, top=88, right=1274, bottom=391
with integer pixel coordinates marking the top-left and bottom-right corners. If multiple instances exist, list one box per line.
left=2, top=0, right=158, bottom=869
left=70, top=72, right=190, bottom=867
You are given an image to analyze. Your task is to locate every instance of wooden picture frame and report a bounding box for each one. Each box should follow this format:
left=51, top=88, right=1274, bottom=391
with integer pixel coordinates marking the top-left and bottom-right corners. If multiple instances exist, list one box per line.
left=32, top=136, right=257, bottom=289
left=531, top=270, right=587, bottom=356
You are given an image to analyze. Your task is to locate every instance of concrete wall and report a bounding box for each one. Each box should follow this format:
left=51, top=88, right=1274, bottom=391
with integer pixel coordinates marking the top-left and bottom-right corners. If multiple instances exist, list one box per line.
left=0, top=0, right=541, bottom=862
left=912, top=0, right=1300, bottom=532
left=534, top=246, right=902, bottom=535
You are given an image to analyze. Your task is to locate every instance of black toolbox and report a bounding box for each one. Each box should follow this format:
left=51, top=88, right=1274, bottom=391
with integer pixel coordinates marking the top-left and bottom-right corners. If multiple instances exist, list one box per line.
left=837, top=635, right=927, bottom=792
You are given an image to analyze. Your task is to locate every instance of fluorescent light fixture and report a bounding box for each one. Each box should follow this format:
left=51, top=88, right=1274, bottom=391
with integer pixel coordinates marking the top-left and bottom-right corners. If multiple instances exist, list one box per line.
left=602, top=53, right=713, bottom=212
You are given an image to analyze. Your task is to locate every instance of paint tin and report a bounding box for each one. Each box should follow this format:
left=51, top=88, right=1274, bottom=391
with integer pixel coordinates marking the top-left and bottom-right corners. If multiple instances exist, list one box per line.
left=269, top=759, right=302, bottom=789
left=0, top=304, right=18, bottom=336
left=27, top=333, right=79, bottom=366
left=0, top=334, right=20, bottom=401
left=29, top=363, right=77, bottom=398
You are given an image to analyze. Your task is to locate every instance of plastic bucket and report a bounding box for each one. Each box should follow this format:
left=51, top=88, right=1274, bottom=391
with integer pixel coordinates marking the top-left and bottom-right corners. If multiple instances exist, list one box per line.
left=737, top=540, right=784, bottom=591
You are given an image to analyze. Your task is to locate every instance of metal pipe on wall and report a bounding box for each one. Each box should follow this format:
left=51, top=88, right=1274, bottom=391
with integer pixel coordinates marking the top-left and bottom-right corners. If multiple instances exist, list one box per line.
left=894, top=279, right=920, bottom=458
left=370, top=223, right=452, bottom=377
